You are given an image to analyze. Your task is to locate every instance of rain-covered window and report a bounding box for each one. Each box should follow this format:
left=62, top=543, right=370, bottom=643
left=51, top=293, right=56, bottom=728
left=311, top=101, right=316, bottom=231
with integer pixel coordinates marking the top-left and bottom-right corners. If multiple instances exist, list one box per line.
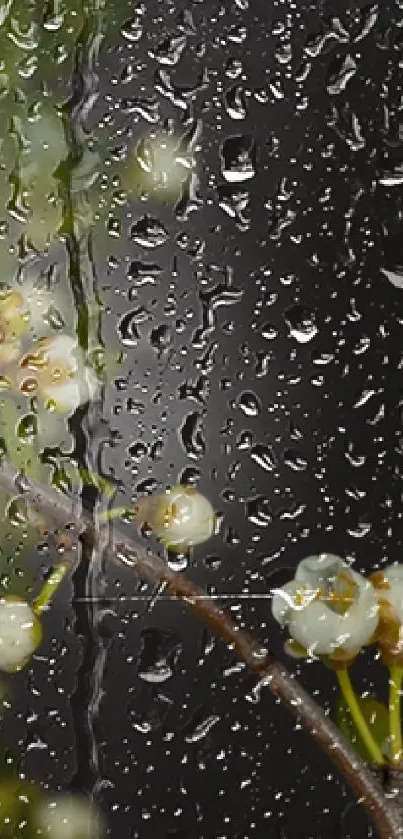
left=0, top=2, right=402, bottom=839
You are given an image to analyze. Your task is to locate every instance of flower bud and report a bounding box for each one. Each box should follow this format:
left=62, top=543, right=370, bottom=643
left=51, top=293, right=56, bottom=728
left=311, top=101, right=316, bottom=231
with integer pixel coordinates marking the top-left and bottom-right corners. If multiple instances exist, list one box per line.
left=0, top=597, right=42, bottom=673
left=134, top=486, right=216, bottom=551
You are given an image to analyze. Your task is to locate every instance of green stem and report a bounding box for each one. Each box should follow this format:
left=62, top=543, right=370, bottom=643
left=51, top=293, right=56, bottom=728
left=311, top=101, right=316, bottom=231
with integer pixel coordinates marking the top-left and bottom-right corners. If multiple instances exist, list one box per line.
left=337, top=668, right=384, bottom=766
left=32, top=562, right=70, bottom=616
left=389, top=664, right=403, bottom=765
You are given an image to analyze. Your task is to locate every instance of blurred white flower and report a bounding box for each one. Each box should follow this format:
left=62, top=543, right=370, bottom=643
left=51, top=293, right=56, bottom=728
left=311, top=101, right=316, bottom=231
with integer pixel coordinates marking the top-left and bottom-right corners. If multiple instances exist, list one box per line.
left=135, top=485, right=216, bottom=551
left=124, top=133, right=194, bottom=198
left=34, top=793, right=104, bottom=839
left=20, top=108, right=67, bottom=175
left=0, top=289, right=30, bottom=364
left=17, top=334, right=99, bottom=413
left=14, top=277, right=67, bottom=335
left=0, top=597, right=42, bottom=672
left=271, top=553, right=379, bottom=659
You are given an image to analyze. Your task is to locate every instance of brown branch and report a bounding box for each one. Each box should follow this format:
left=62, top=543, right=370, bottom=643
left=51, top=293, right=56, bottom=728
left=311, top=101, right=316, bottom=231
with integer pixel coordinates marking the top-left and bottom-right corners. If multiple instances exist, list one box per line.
left=1, top=459, right=402, bottom=839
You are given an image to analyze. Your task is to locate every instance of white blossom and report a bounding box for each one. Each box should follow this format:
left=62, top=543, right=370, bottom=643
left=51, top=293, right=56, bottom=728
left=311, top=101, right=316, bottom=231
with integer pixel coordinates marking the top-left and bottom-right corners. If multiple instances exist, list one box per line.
left=0, top=289, right=30, bottom=364
left=271, top=553, right=379, bottom=658
left=18, top=334, right=99, bottom=413
left=0, top=597, right=42, bottom=672
left=136, top=485, right=216, bottom=550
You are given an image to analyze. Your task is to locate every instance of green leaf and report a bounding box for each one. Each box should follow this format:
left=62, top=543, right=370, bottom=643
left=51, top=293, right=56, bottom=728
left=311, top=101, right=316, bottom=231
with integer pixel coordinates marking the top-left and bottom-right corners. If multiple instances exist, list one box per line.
left=335, top=694, right=389, bottom=762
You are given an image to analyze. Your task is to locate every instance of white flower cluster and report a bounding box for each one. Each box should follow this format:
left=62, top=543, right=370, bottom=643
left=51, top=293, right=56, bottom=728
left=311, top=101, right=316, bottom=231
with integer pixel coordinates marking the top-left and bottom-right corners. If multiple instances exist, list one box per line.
left=272, top=553, right=403, bottom=663
left=0, top=286, right=99, bottom=414
left=18, top=334, right=98, bottom=413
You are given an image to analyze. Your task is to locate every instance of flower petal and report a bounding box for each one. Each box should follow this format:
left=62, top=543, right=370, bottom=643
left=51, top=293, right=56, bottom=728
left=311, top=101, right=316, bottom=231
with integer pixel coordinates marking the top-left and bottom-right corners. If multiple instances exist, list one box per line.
left=271, top=581, right=301, bottom=626
left=338, top=576, right=379, bottom=650
left=288, top=599, right=342, bottom=655
left=42, top=379, right=82, bottom=413
left=0, top=598, right=42, bottom=672
left=38, top=334, right=79, bottom=365
left=152, top=486, right=215, bottom=548
left=295, top=553, right=345, bottom=590
left=384, top=564, right=403, bottom=583
left=0, top=341, right=20, bottom=364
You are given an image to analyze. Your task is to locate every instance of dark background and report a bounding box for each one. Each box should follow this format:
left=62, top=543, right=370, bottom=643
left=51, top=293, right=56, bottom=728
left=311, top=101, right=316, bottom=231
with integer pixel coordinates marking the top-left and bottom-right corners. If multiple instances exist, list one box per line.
left=5, top=0, right=403, bottom=837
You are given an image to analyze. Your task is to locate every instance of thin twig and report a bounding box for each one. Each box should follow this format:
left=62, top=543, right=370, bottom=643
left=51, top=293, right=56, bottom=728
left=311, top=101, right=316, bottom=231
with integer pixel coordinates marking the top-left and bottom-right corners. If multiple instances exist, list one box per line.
left=1, top=458, right=402, bottom=838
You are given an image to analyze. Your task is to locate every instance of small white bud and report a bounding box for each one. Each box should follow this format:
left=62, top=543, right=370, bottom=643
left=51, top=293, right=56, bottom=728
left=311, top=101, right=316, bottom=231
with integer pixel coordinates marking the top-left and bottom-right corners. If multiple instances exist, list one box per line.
left=135, top=485, right=216, bottom=551
left=0, top=598, right=42, bottom=672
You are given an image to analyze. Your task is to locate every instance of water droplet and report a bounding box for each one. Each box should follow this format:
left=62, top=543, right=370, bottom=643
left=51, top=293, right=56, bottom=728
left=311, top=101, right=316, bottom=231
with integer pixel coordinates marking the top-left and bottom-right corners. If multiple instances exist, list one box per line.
left=237, top=390, right=261, bottom=417
left=127, top=260, right=162, bottom=287
left=224, top=85, right=247, bottom=120
left=150, top=34, right=187, bottom=66
left=179, top=412, right=206, bottom=460
left=184, top=714, right=220, bottom=743
left=149, top=324, right=173, bottom=356
left=326, top=54, right=357, bottom=95
left=130, top=215, right=168, bottom=248
left=121, top=14, right=143, bottom=42
left=246, top=495, right=272, bottom=527
left=381, top=267, right=403, bottom=289
left=220, top=135, right=255, bottom=183
left=6, top=497, right=30, bottom=527
left=128, top=441, right=148, bottom=461
left=283, top=449, right=308, bottom=472
left=17, top=413, right=37, bottom=444
left=250, top=444, right=276, bottom=472
left=137, top=628, right=182, bottom=683
left=284, top=304, right=318, bottom=344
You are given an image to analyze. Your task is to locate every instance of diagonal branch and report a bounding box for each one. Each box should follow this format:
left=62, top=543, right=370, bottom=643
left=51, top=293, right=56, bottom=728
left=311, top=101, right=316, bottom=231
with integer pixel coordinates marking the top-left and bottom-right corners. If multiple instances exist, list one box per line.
left=1, top=458, right=402, bottom=838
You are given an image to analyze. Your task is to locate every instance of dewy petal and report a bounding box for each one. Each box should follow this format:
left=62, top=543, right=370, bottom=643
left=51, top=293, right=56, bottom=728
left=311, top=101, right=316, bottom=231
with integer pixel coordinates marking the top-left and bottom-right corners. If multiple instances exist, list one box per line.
left=38, top=342, right=99, bottom=413
left=42, top=379, right=82, bottom=413
left=42, top=371, right=99, bottom=412
left=288, top=600, right=343, bottom=655
left=0, top=599, right=41, bottom=672
left=338, top=573, right=379, bottom=651
left=384, top=564, right=403, bottom=583
left=295, top=553, right=345, bottom=590
left=273, top=560, right=379, bottom=656
left=152, top=487, right=216, bottom=548
left=271, top=581, right=302, bottom=626
left=39, top=334, right=79, bottom=366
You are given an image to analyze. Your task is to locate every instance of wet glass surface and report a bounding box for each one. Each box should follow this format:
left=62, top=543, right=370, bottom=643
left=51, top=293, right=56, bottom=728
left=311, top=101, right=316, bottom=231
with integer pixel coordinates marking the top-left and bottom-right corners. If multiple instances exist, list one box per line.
left=0, top=0, right=401, bottom=837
